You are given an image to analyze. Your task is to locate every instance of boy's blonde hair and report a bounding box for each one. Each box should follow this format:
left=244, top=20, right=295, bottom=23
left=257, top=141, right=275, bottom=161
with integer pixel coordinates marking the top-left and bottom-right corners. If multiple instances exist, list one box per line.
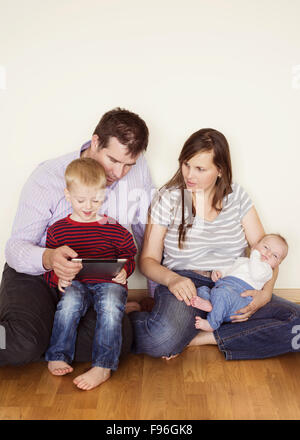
left=65, top=158, right=106, bottom=189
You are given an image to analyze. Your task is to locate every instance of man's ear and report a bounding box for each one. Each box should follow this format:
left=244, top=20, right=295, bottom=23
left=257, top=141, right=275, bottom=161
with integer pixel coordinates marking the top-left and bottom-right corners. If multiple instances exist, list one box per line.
left=64, top=188, right=71, bottom=202
left=91, top=134, right=100, bottom=153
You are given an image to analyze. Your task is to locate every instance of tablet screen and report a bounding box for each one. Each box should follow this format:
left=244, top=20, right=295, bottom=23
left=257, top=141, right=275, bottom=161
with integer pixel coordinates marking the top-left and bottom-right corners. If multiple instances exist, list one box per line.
left=72, top=258, right=127, bottom=279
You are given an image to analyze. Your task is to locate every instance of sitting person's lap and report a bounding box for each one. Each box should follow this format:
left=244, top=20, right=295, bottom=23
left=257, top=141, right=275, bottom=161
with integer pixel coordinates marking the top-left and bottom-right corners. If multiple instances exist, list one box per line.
left=130, top=270, right=214, bottom=357
left=0, top=264, right=133, bottom=366
left=129, top=270, right=300, bottom=360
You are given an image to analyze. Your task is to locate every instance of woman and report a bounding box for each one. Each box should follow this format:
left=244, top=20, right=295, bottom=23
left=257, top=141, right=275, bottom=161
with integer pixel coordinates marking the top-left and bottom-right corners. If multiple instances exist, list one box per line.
left=128, top=128, right=300, bottom=360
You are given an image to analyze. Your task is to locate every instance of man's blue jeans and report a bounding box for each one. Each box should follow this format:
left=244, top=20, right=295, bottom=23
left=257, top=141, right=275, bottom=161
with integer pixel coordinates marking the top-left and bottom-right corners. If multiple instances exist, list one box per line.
left=196, top=276, right=254, bottom=330
left=45, top=281, right=127, bottom=370
left=129, top=270, right=300, bottom=360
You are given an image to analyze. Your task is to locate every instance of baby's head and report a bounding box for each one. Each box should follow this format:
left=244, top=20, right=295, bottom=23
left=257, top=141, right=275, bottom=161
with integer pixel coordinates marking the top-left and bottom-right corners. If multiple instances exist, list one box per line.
left=254, top=234, right=288, bottom=269
left=64, top=158, right=106, bottom=222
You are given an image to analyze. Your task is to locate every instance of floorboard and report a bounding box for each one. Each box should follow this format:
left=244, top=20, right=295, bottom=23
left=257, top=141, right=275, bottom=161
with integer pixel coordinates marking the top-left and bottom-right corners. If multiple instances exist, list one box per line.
left=0, top=289, right=299, bottom=420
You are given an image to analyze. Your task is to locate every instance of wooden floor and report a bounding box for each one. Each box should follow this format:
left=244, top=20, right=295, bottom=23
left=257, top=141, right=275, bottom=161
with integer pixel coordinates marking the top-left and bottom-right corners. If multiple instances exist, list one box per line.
left=0, top=289, right=299, bottom=421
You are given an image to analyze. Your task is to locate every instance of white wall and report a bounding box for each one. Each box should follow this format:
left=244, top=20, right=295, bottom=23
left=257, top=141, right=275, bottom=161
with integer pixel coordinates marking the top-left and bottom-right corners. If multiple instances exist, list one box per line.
left=1, top=0, right=299, bottom=288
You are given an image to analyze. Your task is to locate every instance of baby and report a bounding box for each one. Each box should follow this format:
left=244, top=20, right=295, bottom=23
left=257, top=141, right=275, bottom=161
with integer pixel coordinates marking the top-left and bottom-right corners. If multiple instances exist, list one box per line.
left=191, top=234, right=288, bottom=331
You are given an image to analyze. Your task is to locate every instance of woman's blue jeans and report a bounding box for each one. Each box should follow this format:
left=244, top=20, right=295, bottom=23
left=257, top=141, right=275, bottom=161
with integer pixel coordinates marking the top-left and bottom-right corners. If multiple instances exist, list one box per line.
left=45, top=281, right=127, bottom=370
left=129, top=270, right=300, bottom=360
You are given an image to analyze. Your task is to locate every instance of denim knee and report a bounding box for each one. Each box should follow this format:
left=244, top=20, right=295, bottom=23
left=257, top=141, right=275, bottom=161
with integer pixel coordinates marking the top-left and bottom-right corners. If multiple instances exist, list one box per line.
left=57, top=282, right=88, bottom=314
left=131, top=290, right=199, bottom=357
left=92, top=283, right=127, bottom=317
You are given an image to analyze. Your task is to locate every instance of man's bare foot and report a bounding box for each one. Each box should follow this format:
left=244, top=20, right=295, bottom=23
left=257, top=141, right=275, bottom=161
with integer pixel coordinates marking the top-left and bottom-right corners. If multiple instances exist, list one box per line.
left=73, top=366, right=111, bottom=391
left=48, top=360, right=74, bottom=376
left=125, top=301, right=141, bottom=314
left=190, top=296, right=212, bottom=312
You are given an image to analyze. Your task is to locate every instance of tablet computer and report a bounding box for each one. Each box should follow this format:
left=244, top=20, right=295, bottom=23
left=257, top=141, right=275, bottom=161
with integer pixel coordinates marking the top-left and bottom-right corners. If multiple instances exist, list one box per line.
left=72, top=258, right=127, bottom=279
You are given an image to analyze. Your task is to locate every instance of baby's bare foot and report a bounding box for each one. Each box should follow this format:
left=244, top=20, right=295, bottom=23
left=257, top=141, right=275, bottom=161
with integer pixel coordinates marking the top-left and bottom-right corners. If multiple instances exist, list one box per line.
left=190, top=296, right=212, bottom=312
left=73, top=366, right=111, bottom=391
left=48, top=360, right=73, bottom=376
left=195, top=316, right=214, bottom=332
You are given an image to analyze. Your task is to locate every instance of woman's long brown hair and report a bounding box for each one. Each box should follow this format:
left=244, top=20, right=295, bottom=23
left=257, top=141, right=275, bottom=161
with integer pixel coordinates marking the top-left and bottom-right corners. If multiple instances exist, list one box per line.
left=163, top=128, right=233, bottom=248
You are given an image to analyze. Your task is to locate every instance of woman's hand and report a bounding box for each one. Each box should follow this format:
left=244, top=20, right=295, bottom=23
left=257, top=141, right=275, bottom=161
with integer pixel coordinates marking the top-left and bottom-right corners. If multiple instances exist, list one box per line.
left=230, top=288, right=271, bottom=322
left=167, top=274, right=197, bottom=306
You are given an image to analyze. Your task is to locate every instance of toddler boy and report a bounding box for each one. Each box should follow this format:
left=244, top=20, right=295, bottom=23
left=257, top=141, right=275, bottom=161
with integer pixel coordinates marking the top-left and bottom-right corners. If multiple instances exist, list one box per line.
left=44, top=158, right=137, bottom=390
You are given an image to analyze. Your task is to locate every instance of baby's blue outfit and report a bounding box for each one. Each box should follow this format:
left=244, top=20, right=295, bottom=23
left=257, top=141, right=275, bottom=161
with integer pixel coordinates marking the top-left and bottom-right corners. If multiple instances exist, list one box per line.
left=196, top=276, right=254, bottom=330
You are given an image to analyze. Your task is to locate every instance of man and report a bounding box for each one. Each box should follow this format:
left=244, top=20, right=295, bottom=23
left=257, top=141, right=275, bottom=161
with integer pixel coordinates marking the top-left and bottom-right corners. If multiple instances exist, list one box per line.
left=1, top=108, right=155, bottom=366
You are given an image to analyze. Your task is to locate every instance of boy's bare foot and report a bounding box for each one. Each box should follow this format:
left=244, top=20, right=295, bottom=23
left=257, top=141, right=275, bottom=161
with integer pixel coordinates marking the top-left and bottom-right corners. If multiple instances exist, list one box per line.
left=48, top=360, right=74, bottom=376
left=125, top=301, right=141, bottom=314
left=190, top=296, right=212, bottom=312
left=73, top=366, right=111, bottom=391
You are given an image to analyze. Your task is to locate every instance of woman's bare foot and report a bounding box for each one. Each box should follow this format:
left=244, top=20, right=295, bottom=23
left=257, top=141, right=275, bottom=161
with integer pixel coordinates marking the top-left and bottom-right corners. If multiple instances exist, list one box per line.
left=190, top=296, right=212, bottom=312
left=48, top=360, right=74, bottom=376
left=125, top=301, right=141, bottom=314
left=188, top=330, right=217, bottom=347
left=162, top=353, right=180, bottom=360
left=73, top=366, right=111, bottom=391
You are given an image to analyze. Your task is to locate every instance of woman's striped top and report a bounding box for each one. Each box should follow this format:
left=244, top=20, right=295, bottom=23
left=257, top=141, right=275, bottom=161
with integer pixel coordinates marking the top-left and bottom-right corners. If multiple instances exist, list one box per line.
left=150, top=183, right=253, bottom=272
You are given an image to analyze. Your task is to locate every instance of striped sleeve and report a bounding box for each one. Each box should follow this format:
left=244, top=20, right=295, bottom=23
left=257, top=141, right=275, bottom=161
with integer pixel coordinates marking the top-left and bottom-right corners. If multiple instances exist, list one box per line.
left=5, top=173, right=55, bottom=275
left=236, top=184, right=253, bottom=220
left=45, top=226, right=60, bottom=249
left=116, top=228, right=137, bottom=278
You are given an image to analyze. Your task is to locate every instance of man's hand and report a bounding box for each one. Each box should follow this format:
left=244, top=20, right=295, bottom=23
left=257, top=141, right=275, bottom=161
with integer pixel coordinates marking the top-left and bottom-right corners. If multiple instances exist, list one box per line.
left=42, top=246, right=82, bottom=281
left=112, top=268, right=127, bottom=285
left=230, top=289, right=270, bottom=322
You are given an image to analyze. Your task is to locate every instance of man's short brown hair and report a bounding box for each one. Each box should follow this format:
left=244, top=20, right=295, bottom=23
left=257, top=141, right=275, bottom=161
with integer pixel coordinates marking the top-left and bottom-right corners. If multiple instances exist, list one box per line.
left=93, top=107, right=149, bottom=156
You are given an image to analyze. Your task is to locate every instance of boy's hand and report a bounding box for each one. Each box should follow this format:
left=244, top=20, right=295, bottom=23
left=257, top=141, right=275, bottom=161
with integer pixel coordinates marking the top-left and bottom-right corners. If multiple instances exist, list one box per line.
left=211, top=270, right=222, bottom=282
left=58, top=278, right=72, bottom=293
left=112, top=268, right=127, bottom=285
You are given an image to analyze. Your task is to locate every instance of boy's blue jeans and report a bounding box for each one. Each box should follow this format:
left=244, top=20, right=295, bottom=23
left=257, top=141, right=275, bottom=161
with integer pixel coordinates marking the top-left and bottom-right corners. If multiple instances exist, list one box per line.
left=129, top=270, right=300, bottom=360
left=45, top=281, right=127, bottom=370
left=196, top=276, right=254, bottom=330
